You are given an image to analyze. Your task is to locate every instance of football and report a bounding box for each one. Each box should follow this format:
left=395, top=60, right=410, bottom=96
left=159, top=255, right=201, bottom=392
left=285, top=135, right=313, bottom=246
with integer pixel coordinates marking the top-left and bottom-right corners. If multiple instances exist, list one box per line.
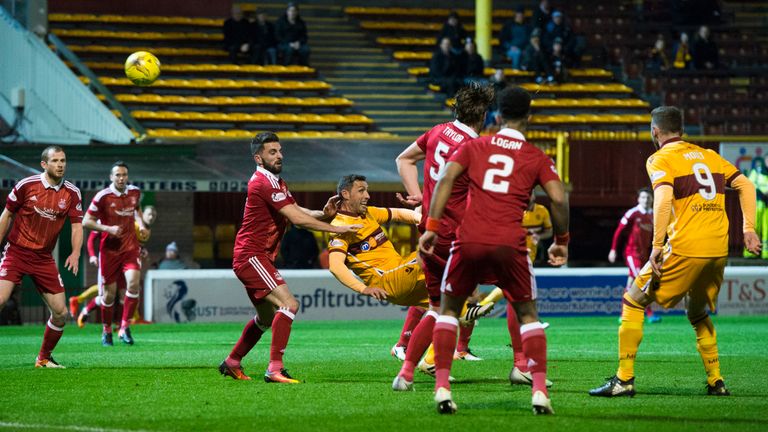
left=124, top=51, right=161, bottom=86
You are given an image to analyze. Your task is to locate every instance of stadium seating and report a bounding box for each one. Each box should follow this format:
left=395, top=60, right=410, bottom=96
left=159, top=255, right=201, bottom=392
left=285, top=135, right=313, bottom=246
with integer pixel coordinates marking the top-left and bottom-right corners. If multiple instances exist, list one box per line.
left=192, top=225, right=214, bottom=262
left=214, top=224, right=236, bottom=261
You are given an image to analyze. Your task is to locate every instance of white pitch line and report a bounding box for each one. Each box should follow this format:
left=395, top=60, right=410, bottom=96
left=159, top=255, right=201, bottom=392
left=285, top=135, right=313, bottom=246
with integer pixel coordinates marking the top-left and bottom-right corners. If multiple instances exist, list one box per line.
left=0, top=422, right=152, bottom=432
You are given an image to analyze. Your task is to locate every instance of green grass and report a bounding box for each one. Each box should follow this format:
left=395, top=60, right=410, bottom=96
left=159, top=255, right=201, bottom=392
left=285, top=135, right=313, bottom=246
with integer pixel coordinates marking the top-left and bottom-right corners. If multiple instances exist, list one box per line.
left=2, top=316, right=768, bottom=431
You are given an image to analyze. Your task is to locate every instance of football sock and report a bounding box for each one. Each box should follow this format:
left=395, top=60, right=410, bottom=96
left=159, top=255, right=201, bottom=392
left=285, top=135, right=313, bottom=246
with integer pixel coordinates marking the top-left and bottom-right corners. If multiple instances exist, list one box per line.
left=397, top=307, right=425, bottom=347
left=227, top=316, right=267, bottom=366
left=101, top=301, right=114, bottom=333
left=617, top=293, right=645, bottom=381
left=690, top=313, right=722, bottom=386
left=520, top=322, right=548, bottom=396
left=120, top=291, right=140, bottom=330
left=456, top=321, right=474, bottom=352
left=507, top=303, right=528, bottom=371
left=83, top=297, right=99, bottom=315
left=480, top=287, right=504, bottom=306
left=77, top=285, right=99, bottom=303
left=268, top=308, right=295, bottom=373
left=400, top=311, right=437, bottom=381
left=645, top=307, right=654, bottom=317
left=38, top=319, right=64, bottom=360
left=433, top=315, right=459, bottom=391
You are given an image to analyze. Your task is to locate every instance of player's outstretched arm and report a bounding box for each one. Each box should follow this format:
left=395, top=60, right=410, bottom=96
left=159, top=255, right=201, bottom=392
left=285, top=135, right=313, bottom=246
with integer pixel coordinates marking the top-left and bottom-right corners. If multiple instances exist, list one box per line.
left=298, top=195, right=341, bottom=221
left=0, top=209, right=15, bottom=244
left=542, top=179, right=570, bottom=266
left=395, top=142, right=426, bottom=208
left=65, top=223, right=83, bottom=276
left=280, top=203, right=361, bottom=234
left=82, top=213, right=121, bottom=237
left=649, top=185, right=674, bottom=277
left=389, top=208, right=421, bottom=225
left=730, top=174, right=761, bottom=255
left=328, top=251, right=387, bottom=300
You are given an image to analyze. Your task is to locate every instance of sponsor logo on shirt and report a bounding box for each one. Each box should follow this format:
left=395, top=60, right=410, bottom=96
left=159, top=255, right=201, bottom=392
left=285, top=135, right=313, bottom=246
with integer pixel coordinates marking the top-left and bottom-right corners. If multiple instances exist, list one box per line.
left=115, top=208, right=135, bottom=217
left=33, top=206, right=59, bottom=221
left=360, top=242, right=371, bottom=251
left=272, top=192, right=287, bottom=202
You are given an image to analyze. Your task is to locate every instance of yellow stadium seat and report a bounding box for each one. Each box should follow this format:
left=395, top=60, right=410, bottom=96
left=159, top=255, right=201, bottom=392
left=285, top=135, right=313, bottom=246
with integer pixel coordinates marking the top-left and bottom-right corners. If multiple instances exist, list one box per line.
left=193, top=225, right=214, bottom=260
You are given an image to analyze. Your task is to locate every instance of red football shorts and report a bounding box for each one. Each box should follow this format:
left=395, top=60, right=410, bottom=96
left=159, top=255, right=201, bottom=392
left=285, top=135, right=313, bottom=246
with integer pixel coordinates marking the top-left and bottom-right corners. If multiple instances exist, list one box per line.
left=0, top=243, right=64, bottom=295
left=99, top=248, right=141, bottom=288
left=441, top=242, right=535, bottom=302
left=234, top=255, right=286, bottom=306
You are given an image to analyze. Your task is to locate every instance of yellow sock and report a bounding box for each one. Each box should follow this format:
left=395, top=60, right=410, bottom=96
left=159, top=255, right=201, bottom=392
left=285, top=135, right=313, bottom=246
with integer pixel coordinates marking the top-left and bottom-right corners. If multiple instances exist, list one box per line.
left=77, top=284, right=99, bottom=303
left=691, top=315, right=722, bottom=386
left=424, top=344, right=435, bottom=365
left=479, top=287, right=504, bottom=306
left=617, top=293, right=645, bottom=381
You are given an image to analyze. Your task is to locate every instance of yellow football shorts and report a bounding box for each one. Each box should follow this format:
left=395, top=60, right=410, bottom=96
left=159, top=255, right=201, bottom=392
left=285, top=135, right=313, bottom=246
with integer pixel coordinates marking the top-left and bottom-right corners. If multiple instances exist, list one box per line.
left=377, top=251, right=429, bottom=308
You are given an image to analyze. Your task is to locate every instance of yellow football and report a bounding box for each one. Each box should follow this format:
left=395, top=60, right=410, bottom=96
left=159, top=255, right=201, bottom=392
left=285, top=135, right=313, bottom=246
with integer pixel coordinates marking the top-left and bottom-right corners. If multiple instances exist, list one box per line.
left=124, top=51, right=161, bottom=86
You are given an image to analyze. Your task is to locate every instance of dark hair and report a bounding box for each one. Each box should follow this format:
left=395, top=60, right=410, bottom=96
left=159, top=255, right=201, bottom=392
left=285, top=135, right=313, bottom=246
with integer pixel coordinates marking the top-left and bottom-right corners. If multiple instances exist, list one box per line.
left=497, top=86, right=532, bottom=122
left=650, top=106, right=683, bottom=134
left=41, top=145, right=64, bottom=162
left=454, top=83, right=495, bottom=127
left=111, top=160, right=128, bottom=171
left=337, top=174, right=367, bottom=196
left=251, top=131, right=280, bottom=155
left=638, top=187, right=652, bottom=196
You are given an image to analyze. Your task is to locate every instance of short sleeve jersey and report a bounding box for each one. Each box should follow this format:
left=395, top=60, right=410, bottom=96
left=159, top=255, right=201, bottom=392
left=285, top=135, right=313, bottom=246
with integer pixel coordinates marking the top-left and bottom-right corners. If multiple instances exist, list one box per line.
left=328, top=206, right=402, bottom=286
left=610, top=206, right=653, bottom=260
left=87, top=184, right=142, bottom=254
left=4, top=174, right=83, bottom=253
left=416, top=120, right=479, bottom=238
left=646, top=140, right=740, bottom=257
left=522, top=204, right=552, bottom=233
left=233, top=166, right=296, bottom=265
left=448, top=128, right=561, bottom=249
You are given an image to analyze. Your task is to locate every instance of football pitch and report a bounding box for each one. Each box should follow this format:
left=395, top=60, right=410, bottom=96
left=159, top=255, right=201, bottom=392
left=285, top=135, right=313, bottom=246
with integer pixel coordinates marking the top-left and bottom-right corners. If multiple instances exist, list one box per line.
left=2, top=316, right=767, bottom=432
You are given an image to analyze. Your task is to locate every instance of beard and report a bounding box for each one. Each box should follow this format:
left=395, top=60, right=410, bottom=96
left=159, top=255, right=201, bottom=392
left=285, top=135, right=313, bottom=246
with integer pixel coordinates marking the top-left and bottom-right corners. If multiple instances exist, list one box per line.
left=262, top=159, right=282, bottom=174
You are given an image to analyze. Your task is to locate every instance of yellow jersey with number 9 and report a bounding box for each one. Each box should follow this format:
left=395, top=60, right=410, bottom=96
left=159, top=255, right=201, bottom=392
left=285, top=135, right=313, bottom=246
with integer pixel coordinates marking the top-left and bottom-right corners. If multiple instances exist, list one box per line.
left=646, top=140, right=740, bottom=257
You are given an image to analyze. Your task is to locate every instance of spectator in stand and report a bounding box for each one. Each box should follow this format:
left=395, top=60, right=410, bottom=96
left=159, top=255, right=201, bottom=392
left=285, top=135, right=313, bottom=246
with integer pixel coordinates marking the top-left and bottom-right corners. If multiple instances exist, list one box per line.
left=691, top=25, right=719, bottom=70
left=484, top=69, right=508, bottom=129
left=672, top=32, right=692, bottom=69
left=430, top=36, right=463, bottom=97
left=646, top=34, right=671, bottom=73
left=276, top=2, right=310, bottom=66
left=532, top=0, right=552, bottom=31
left=549, top=37, right=568, bottom=83
left=543, top=10, right=573, bottom=55
left=500, top=7, right=530, bottom=69
left=158, top=242, right=188, bottom=270
left=223, top=5, right=249, bottom=64
left=436, top=11, right=468, bottom=54
left=280, top=225, right=320, bottom=269
left=461, top=39, right=486, bottom=83
left=521, top=29, right=553, bottom=84
left=246, top=10, right=277, bottom=65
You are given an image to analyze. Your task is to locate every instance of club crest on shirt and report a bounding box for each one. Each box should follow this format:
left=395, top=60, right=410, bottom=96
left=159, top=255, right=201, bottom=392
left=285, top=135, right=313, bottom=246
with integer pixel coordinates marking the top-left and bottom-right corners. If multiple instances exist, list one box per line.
left=58, top=198, right=67, bottom=209
left=272, top=192, right=287, bottom=202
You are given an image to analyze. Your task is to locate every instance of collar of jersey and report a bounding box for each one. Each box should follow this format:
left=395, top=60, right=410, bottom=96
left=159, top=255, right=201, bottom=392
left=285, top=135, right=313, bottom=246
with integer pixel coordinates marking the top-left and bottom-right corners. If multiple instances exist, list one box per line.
left=635, top=205, right=651, bottom=215
left=452, top=120, right=479, bottom=138
left=497, top=128, right=526, bottom=141
left=40, top=173, right=63, bottom=191
left=337, top=209, right=362, bottom=218
left=109, top=183, right=128, bottom=197
left=257, top=165, right=280, bottom=181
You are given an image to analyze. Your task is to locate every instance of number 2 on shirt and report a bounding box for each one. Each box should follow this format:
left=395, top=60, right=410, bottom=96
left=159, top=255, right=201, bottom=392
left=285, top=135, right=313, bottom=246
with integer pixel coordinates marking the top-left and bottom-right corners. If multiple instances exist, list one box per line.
left=482, top=154, right=514, bottom=193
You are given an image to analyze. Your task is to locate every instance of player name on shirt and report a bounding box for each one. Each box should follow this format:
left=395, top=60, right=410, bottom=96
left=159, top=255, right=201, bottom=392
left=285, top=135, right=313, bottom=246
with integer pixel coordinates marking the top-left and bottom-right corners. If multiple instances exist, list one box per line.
left=491, top=136, right=524, bottom=150
left=442, top=126, right=466, bottom=143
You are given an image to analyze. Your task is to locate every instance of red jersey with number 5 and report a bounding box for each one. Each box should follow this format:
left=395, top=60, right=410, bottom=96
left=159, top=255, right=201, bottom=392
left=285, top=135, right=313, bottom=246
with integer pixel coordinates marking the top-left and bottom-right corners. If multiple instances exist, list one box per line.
left=416, top=120, right=479, bottom=238
left=448, top=128, right=561, bottom=249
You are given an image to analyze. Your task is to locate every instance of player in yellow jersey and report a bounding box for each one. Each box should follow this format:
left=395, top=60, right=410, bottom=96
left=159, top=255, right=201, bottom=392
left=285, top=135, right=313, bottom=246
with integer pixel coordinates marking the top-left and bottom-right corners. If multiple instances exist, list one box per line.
left=328, top=175, right=429, bottom=308
left=71, top=206, right=157, bottom=326
left=590, top=106, right=761, bottom=397
left=522, top=194, right=553, bottom=263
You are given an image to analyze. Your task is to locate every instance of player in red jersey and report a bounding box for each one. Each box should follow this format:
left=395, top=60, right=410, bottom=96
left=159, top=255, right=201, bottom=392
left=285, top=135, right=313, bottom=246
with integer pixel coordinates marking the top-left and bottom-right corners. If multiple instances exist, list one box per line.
left=218, top=132, right=361, bottom=383
left=0, top=146, right=83, bottom=368
left=608, top=188, right=659, bottom=322
left=82, top=161, right=148, bottom=346
left=420, top=86, right=569, bottom=415
left=392, top=84, right=498, bottom=389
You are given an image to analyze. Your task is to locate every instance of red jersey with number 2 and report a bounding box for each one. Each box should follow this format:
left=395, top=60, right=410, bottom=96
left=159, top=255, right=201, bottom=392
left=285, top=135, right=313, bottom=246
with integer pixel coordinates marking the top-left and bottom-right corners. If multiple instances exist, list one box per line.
left=448, top=128, right=561, bottom=250
left=416, top=120, right=478, bottom=238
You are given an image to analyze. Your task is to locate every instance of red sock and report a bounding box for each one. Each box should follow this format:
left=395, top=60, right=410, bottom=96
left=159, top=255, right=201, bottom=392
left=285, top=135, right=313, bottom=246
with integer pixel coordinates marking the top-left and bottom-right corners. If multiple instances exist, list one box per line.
left=507, top=303, right=528, bottom=371
left=399, top=311, right=437, bottom=381
left=397, top=307, right=425, bottom=347
left=268, top=308, right=295, bottom=373
left=521, top=322, right=548, bottom=396
left=646, top=307, right=654, bottom=317
left=456, top=320, right=474, bottom=352
left=121, top=293, right=139, bottom=329
left=38, top=319, right=64, bottom=360
left=101, top=302, right=114, bottom=333
left=433, top=315, right=459, bottom=391
left=227, top=317, right=266, bottom=366
left=84, top=297, right=98, bottom=314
